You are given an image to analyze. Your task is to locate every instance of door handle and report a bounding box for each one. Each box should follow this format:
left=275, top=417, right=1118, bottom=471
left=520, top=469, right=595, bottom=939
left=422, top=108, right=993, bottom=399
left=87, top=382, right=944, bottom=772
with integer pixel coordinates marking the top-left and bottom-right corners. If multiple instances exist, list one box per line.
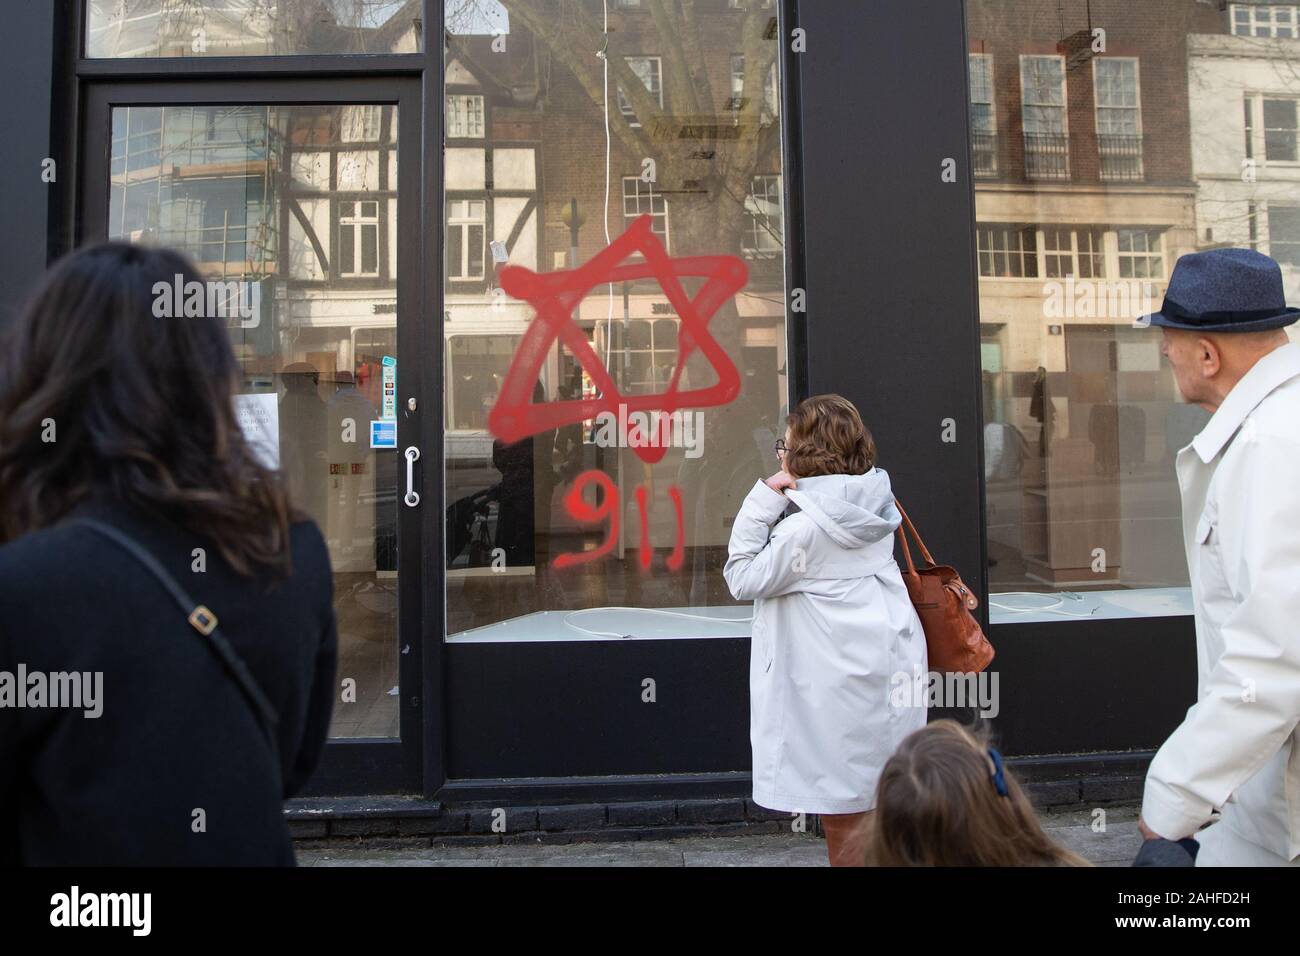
left=404, top=446, right=421, bottom=508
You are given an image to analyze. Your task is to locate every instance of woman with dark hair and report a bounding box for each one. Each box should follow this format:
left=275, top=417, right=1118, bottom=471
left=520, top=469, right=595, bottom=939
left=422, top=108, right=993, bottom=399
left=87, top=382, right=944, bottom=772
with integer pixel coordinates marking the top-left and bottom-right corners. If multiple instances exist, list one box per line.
left=724, top=394, right=928, bottom=866
left=0, top=242, right=337, bottom=865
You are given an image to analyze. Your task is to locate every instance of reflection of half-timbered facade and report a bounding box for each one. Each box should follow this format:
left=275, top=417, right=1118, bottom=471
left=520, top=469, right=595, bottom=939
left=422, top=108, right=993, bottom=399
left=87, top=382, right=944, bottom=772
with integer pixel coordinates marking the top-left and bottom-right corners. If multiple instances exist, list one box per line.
left=274, top=104, right=401, bottom=399
left=444, top=57, right=542, bottom=290
left=443, top=55, right=543, bottom=454
left=283, top=104, right=399, bottom=287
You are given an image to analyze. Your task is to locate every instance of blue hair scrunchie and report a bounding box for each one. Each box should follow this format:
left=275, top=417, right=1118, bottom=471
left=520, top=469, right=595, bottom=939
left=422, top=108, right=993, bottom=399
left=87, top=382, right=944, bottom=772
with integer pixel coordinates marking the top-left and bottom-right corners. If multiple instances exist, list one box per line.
left=988, top=746, right=1009, bottom=797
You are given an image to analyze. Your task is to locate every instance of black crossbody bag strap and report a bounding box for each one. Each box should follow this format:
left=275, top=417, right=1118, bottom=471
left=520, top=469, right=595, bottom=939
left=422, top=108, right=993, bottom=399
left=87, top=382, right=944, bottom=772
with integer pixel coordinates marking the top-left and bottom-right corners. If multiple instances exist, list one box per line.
left=70, top=518, right=281, bottom=757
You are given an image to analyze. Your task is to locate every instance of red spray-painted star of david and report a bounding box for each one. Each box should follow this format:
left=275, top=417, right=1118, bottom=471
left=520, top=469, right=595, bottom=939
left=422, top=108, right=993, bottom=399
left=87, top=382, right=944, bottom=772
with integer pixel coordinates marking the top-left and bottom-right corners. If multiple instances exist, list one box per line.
left=488, top=214, right=748, bottom=464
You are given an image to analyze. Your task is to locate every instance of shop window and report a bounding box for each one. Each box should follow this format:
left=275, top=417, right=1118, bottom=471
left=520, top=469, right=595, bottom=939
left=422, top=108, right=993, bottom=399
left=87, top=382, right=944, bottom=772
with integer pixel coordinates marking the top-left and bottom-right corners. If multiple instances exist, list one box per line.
left=966, top=1, right=1286, bottom=623
left=447, top=200, right=487, bottom=280
left=447, top=95, right=485, bottom=139
left=1020, top=55, right=1069, bottom=180
left=442, top=0, right=788, bottom=643
left=1231, top=3, right=1300, bottom=38
left=970, top=54, right=997, bottom=177
left=86, top=0, right=422, bottom=57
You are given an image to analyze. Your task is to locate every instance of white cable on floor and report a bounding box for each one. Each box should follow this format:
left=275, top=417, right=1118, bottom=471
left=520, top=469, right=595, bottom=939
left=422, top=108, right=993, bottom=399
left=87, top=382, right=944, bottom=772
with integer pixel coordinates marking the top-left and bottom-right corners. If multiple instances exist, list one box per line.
left=988, top=592, right=1099, bottom=618
left=564, top=606, right=754, bottom=640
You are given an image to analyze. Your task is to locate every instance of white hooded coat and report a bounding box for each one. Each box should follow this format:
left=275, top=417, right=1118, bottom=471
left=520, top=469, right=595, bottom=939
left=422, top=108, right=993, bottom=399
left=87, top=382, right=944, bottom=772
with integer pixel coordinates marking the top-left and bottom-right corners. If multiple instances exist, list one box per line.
left=724, top=470, right=928, bottom=814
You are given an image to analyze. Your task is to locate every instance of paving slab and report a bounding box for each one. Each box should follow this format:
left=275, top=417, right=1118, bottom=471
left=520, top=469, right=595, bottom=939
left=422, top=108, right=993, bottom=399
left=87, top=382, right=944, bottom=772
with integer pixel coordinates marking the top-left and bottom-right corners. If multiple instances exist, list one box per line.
left=297, top=805, right=1142, bottom=867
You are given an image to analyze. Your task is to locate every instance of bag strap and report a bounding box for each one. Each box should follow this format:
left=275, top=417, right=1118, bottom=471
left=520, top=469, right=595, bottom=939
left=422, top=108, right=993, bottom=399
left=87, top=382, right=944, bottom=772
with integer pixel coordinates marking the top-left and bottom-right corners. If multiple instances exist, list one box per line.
left=894, top=499, right=937, bottom=572
left=70, top=518, right=281, bottom=753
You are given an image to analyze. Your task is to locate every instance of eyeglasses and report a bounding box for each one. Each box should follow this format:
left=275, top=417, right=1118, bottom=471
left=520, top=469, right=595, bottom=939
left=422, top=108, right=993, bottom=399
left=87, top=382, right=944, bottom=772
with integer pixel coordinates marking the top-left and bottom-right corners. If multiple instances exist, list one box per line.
left=774, top=439, right=789, bottom=459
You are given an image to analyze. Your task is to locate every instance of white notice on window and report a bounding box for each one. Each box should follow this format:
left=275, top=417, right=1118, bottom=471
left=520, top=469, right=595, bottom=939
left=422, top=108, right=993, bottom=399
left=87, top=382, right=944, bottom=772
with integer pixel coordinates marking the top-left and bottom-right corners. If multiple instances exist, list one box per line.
left=234, top=392, right=280, bottom=470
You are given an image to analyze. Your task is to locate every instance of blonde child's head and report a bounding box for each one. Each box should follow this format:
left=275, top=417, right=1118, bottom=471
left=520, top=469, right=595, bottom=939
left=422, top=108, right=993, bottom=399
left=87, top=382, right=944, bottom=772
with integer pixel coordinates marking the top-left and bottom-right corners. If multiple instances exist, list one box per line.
left=868, top=720, right=1091, bottom=867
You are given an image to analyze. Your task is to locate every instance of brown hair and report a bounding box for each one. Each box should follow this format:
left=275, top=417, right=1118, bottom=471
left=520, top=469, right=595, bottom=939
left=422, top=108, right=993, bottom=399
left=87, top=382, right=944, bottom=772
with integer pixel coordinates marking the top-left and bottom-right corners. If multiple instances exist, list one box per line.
left=783, top=393, right=876, bottom=478
left=0, top=242, right=295, bottom=577
left=866, top=720, right=1091, bottom=867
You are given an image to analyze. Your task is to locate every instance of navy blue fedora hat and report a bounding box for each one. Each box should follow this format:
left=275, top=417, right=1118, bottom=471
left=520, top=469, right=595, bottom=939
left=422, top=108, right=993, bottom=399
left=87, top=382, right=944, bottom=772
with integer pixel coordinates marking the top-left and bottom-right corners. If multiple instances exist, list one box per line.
left=1142, top=247, right=1300, bottom=332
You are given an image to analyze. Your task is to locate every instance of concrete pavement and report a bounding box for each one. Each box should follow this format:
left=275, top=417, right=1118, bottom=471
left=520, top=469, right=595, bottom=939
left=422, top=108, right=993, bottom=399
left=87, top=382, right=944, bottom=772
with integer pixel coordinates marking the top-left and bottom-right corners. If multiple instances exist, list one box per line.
left=297, top=803, right=1143, bottom=867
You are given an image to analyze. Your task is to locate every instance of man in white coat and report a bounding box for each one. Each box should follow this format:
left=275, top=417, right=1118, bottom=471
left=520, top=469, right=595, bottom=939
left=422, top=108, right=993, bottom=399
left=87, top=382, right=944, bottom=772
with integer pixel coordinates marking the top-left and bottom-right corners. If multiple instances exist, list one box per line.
left=1138, top=248, right=1300, bottom=866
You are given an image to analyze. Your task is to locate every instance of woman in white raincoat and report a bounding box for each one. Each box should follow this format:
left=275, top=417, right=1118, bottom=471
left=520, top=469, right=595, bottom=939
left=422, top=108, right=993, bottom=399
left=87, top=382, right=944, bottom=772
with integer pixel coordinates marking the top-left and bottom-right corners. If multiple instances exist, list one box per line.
left=724, top=394, right=928, bottom=866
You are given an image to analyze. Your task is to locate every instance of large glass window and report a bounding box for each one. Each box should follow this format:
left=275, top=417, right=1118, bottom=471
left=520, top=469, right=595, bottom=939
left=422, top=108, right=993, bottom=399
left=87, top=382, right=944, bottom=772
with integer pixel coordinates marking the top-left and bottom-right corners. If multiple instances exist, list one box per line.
left=969, top=2, right=1300, bottom=623
left=109, top=103, right=402, bottom=736
left=442, top=0, right=788, bottom=643
left=86, top=0, right=423, bottom=57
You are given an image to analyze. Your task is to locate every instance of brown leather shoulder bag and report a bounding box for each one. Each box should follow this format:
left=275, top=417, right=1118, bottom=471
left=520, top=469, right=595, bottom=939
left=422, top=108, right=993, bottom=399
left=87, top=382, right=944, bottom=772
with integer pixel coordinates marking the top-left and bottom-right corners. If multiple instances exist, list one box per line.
left=894, top=500, right=994, bottom=674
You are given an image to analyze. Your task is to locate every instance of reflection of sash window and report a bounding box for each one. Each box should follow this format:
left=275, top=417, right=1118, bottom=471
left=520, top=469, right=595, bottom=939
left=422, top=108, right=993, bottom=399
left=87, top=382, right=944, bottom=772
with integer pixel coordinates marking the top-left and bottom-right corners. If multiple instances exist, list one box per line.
left=338, top=200, right=380, bottom=277
left=447, top=200, right=487, bottom=281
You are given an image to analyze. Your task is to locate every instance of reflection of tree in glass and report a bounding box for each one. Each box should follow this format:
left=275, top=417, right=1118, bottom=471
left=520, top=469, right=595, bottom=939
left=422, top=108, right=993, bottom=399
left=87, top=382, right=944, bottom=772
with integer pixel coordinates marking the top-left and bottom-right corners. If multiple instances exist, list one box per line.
left=445, top=3, right=785, bottom=595
left=89, top=1, right=421, bottom=57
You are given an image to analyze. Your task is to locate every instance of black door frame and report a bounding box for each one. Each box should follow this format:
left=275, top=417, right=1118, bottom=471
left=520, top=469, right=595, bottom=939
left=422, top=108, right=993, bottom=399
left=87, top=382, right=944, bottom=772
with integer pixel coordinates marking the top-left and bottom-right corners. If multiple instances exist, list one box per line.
left=79, top=76, right=433, bottom=796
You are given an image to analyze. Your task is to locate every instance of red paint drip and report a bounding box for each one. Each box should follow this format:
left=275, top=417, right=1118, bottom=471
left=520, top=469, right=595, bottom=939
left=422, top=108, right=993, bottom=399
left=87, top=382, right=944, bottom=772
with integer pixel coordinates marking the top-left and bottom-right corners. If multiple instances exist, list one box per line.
left=667, top=485, right=686, bottom=572
left=636, top=485, right=652, bottom=571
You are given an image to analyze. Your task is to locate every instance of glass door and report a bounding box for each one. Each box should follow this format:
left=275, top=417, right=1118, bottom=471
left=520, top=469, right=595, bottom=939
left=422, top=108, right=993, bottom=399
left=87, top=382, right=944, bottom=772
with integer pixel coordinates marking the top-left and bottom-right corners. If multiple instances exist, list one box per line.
left=80, top=78, right=427, bottom=791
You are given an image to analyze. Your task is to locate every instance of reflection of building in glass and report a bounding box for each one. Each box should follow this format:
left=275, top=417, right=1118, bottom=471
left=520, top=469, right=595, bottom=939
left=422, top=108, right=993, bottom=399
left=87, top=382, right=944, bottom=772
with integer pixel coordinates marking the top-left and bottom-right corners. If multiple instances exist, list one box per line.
left=110, top=105, right=276, bottom=277
left=441, top=3, right=790, bottom=637
left=108, top=99, right=404, bottom=738
left=86, top=0, right=423, bottom=58
left=1188, top=23, right=1300, bottom=319
left=968, top=0, right=1221, bottom=593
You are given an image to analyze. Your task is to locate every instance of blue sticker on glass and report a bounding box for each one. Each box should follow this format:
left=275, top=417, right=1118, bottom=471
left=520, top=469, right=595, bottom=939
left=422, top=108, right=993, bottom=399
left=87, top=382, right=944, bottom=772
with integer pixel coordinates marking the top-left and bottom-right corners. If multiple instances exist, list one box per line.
left=370, top=420, right=397, bottom=449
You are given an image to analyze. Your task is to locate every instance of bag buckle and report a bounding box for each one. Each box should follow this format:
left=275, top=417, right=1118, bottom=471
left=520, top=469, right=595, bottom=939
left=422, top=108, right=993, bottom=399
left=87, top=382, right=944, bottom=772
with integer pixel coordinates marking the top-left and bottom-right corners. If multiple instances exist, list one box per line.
left=188, top=605, right=218, bottom=636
